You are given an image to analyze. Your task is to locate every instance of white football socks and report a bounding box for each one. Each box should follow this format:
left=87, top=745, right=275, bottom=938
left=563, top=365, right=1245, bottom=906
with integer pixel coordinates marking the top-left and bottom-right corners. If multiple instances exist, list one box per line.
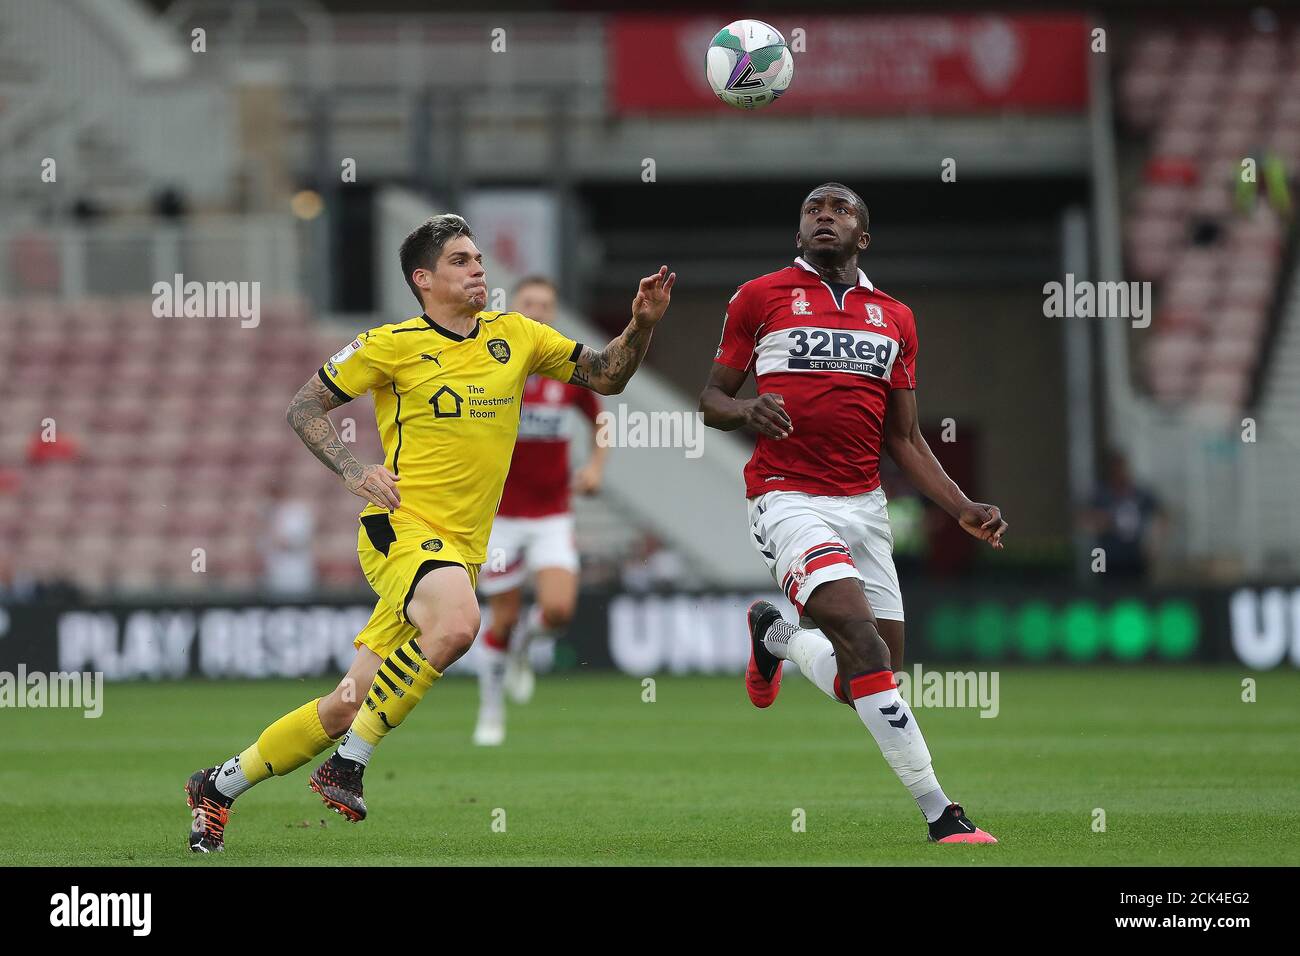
left=760, top=614, right=951, bottom=824
left=336, top=729, right=375, bottom=768
left=763, top=616, right=841, bottom=703
left=780, top=629, right=842, bottom=704
left=849, top=673, right=950, bottom=823
left=760, top=615, right=798, bottom=658
left=213, top=754, right=254, bottom=801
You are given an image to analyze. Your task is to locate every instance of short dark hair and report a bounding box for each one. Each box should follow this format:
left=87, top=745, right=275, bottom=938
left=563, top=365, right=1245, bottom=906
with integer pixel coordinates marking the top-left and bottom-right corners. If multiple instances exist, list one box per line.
left=804, top=182, right=869, bottom=233
left=399, top=214, right=475, bottom=305
left=512, top=275, right=557, bottom=298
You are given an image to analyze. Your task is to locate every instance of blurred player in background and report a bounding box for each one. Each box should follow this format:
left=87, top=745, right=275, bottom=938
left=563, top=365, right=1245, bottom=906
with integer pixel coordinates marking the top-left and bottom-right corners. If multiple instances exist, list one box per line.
left=182, top=214, right=674, bottom=851
left=473, top=277, right=607, bottom=747
left=699, top=183, right=1006, bottom=844
left=1080, top=449, right=1166, bottom=583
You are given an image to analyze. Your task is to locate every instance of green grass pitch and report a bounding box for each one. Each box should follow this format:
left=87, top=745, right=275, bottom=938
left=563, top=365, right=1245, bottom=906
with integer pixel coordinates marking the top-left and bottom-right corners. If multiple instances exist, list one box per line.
left=2, top=668, right=1296, bottom=866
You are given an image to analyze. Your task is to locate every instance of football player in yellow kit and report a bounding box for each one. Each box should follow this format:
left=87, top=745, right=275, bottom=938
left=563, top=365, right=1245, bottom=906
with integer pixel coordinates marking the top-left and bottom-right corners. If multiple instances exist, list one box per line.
left=184, top=214, right=674, bottom=851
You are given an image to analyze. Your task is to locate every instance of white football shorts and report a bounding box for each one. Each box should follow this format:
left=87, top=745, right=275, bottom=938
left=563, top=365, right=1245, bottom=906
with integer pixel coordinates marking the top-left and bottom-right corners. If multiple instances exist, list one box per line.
left=747, top=488, right=904, bottom=621
left=478, top=512, right=579, bottom=596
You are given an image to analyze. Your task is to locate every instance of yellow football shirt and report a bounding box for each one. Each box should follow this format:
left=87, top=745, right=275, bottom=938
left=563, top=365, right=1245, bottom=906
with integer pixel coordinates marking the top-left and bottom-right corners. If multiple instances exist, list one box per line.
left=318, top=311, right=583, bottom=563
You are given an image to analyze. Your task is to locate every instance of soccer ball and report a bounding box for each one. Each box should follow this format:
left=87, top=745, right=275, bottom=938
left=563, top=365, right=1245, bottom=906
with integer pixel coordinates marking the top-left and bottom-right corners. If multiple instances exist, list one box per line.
left=706, top=19, right=794, bottom=111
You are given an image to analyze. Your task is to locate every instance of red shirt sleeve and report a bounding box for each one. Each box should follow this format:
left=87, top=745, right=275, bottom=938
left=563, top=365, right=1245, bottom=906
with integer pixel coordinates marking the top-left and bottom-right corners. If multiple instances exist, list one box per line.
left=714, top=282, right=761, bottom=371
left=889, top=306, right=918, bottom=390
left=572, top=384, right=602, bottom=422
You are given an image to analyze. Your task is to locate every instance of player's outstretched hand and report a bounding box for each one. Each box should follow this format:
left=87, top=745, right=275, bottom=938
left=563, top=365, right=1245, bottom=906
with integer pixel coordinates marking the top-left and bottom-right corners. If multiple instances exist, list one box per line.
left=347, top=463, right=401, bottom=512
left=740, top=393, right=792, bottom=439
left=958, top=502, right=1007, bottom=549
left=631, top=266, right=676, bottom=330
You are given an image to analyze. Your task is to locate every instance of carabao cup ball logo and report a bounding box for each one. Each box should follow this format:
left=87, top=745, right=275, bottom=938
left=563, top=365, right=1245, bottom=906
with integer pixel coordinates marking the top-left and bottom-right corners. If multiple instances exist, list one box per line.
left=706, top=18, right=795, bottom=111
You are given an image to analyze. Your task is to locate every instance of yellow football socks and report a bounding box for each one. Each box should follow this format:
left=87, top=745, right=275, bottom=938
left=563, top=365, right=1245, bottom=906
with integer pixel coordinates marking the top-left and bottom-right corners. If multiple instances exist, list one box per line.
left=211, top=697, right=338, bottom=801
left=341, top=639, right=440, bottom=763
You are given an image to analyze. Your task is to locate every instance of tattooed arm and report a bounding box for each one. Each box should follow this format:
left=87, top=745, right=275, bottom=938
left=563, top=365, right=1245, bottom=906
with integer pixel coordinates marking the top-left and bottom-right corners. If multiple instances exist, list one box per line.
left=286, top=375, right=401, bottom=511
left=569, top=326, right=654, bottom=396
left=571, top=265, right=676, bottom=395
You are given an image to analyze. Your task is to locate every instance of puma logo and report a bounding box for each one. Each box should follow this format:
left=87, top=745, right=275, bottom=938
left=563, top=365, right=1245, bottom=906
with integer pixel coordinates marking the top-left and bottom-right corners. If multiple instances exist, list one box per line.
left=420, top=353, right=441, bottom=366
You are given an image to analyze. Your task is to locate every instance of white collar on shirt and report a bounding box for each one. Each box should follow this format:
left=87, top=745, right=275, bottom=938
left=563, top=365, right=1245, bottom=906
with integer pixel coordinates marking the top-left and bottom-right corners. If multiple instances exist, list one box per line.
left=794, top=256, right=874, bottom=292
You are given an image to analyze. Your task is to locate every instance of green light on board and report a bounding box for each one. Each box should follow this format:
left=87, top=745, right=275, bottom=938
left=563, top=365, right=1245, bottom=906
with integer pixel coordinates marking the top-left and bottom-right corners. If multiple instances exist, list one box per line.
left=1061, top=601, right=1105, bottom=660
left=1015, top=601, right=1056, bottom=660
left=926, top=604, right=966, bottom=655
left=970, top=602, right=1010, bottom=659
left=925, top=598, right=1200, bottom=661
left=1108, top=599, right=1152, bottom=660
left=1154, top=601, right=1199, bottom=659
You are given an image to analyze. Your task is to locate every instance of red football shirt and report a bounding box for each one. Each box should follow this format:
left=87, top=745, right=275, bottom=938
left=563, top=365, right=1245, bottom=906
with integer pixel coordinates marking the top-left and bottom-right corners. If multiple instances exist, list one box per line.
left=714, top=257, right=918, bottom=499
left=498, top=375, right=601, bottom=518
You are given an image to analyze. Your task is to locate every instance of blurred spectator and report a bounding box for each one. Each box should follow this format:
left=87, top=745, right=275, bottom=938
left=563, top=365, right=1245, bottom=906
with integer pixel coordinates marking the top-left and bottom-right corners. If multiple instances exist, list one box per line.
left=1080, top=450, right=1167, bottom=582
left=1235, top=150, right=1292, bottom=221
left=622, top=532, right=687, bottom=592
left=153, top=186, right=189, bottom=221
left=261, top=492, right=316, bottom=596
left=71, top=196, right=104, bottom=222
left=1189, top=216, right=1221, bottom=247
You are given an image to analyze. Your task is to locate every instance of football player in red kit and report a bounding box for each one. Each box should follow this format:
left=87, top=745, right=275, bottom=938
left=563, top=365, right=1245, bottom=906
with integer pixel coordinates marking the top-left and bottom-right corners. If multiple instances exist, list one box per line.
left=473, top=276, right=607, bottom=746
left=699, top=183, right=1007, bottom=843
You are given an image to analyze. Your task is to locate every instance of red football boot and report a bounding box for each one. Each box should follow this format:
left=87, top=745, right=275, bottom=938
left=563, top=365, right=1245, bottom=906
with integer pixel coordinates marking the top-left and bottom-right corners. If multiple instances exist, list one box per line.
left=745, top=600, right=785, bottom=708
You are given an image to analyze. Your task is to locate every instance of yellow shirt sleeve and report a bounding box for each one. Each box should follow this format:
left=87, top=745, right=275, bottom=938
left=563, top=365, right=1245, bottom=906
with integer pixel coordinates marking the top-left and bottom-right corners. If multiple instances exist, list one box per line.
left=528, top=317, right=583, bottom=382
left=319, top=328, right=396, bottom=400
